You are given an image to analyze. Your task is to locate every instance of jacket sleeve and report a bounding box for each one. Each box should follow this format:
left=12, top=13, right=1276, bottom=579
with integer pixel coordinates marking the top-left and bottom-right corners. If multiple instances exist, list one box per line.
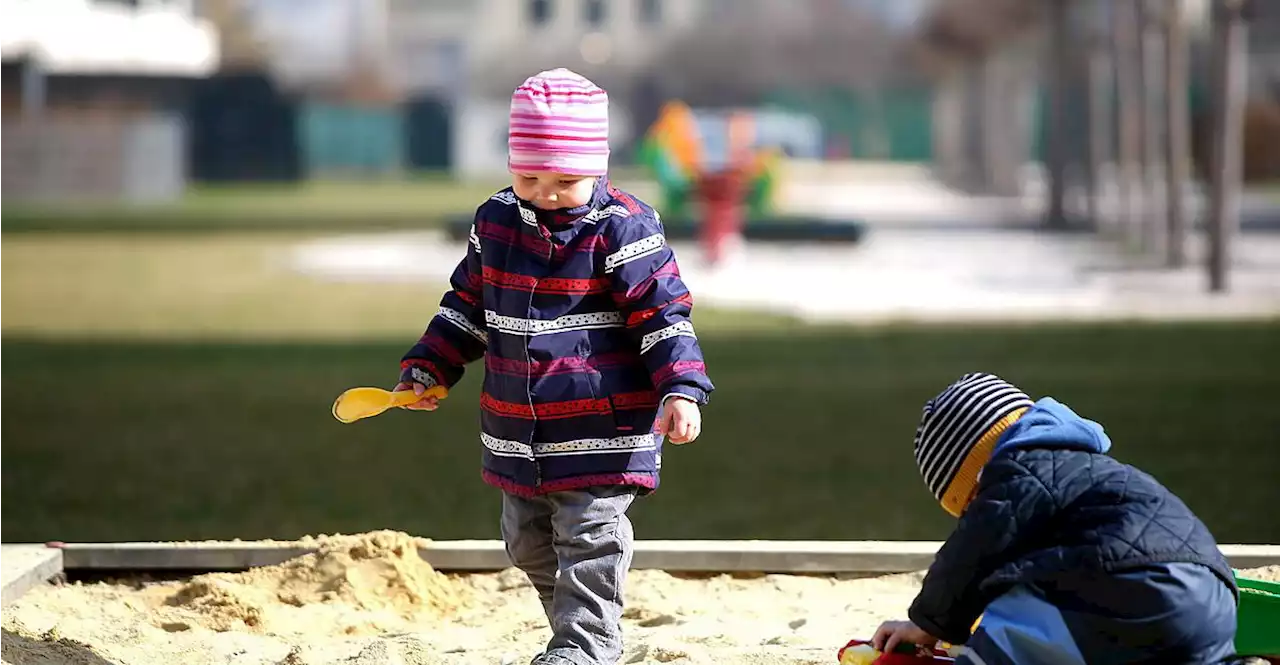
left=398, top=218, right=488, bottom=389
left=605, top=214, right=714, bottom=405
left=908, top=457, right=1055, bottom=645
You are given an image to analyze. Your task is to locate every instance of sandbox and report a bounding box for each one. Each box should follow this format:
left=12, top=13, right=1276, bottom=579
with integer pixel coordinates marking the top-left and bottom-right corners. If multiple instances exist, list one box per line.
left=3, top=531, right=1278, bottom=665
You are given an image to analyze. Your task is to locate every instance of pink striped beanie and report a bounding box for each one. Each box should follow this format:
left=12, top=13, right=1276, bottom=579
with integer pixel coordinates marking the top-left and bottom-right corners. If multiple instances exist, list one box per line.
left=508, top=68, right=610, bottom=176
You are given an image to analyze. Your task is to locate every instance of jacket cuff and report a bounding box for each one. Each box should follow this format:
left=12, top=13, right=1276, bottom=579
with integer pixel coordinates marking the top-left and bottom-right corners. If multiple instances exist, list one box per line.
left=399, top=365, right=440, bottom=388
left=663, top=385, right=707, bottom=406
left=908, top=605, right=967, bottom=646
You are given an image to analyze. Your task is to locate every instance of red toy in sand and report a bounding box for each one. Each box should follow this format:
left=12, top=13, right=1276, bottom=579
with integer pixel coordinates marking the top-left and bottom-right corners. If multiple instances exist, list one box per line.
left=836, top=639, right=955, bottom=664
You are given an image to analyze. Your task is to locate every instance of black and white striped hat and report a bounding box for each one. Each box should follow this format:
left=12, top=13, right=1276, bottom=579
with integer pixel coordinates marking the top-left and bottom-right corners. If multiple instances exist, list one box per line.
left=913, top=373, right=1035, bottom=503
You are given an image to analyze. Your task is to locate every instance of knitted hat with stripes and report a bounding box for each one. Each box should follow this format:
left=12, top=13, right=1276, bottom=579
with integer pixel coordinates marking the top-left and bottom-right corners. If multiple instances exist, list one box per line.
left=914, top=373, right=1035, bottom=517
left=508, top=68, right=610, bottom=176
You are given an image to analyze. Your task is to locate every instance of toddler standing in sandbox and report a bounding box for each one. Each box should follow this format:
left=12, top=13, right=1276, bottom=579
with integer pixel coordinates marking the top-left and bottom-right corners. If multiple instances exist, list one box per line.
left=871, top=372, right=1239, bottom=664
left=393, top=68, right=714, bottom=665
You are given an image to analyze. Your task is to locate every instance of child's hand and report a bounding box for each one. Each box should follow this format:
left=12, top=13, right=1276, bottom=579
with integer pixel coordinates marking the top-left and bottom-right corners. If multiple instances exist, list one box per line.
left=658, top=397, right=701, bottom=444
left=393, top=382, right=441, bottom=411
left=871, top=620, right=936, bottom=654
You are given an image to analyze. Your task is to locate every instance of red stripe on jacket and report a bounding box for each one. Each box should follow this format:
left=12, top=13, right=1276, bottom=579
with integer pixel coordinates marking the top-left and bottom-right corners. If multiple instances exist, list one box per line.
left=483, top=266, right=609, bottom=295
left=481, top=393, right=612, bottom=420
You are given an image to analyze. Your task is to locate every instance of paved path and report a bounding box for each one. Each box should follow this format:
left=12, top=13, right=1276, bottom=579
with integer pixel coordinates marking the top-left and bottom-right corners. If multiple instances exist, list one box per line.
left=286, top=172, right=1280, bottom=324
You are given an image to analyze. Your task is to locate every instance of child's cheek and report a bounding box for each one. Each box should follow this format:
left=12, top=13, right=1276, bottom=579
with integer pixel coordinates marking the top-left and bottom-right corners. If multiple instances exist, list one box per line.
left=568, top=178, right=597, bottom=206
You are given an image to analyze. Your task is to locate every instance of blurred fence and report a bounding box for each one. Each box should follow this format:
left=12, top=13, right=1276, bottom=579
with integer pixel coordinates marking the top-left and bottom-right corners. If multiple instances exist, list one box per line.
left=186, top=74, right=454, bottom=182
left=765, top=85, right=936, bottom=161
left=298, top=103, right=405, bottom=177
left=2, top=113, right=186, bottom=205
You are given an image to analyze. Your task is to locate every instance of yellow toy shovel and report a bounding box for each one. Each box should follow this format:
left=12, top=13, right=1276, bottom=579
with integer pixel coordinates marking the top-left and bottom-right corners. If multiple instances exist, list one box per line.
left=332, top=385, right=449, bottom=423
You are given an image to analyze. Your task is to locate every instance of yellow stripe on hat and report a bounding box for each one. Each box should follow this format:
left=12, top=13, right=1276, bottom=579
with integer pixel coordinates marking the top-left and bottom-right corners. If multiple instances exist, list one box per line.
left=939, top=407, right=1029, bottom=517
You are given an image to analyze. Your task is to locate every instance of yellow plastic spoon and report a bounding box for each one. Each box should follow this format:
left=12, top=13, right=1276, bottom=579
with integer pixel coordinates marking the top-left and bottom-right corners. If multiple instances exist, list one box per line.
left=332, top=385, right=449, bottom=424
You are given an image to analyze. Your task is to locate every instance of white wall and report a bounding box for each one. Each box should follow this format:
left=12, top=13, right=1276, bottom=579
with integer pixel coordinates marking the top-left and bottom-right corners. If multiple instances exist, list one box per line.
left=452, top=99, right=511, bottom=180
left=249, top=0, right=397, bottom=89
left=0, top=0, right=218, bottom=76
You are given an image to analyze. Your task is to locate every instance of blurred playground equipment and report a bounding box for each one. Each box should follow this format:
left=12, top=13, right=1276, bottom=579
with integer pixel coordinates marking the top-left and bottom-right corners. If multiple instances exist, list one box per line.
left=633, top=100, right=866, bottom=263
left=635, top=101, right=783, bottom=225
left=447, top=100, right=864, bottom=253
left=635, top=101, right=781, bottom=264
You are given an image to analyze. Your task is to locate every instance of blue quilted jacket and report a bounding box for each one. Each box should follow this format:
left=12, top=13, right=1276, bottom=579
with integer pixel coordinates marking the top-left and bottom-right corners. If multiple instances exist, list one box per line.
left=400, top=178, right=714, bottom=497
left=909, top=398, right=1238, bottom=660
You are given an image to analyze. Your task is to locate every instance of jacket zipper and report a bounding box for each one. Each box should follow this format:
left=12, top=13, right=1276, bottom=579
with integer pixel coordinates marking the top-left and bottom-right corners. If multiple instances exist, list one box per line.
left=526, top=218, right=553, bottom=488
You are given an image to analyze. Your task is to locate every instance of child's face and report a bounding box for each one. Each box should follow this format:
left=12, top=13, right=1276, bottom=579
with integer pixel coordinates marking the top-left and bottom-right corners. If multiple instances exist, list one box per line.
left=512, top=172, right=596, bottom=210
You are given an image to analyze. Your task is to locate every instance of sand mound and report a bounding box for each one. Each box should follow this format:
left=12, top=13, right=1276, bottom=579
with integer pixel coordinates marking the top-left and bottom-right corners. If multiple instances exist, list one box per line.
left=17, top=531, right=1273, bottom=665
left=0, top=628, right=115, bottom=665
left=3, top=530, right=925, bottom=664
left=158, top=530, right=470, bottom=635
left=1239, top=565, right=1280, bottom=583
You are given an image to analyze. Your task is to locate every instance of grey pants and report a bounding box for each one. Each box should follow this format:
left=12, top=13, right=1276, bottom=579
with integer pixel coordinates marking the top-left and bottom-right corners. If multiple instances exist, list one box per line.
left=501, top=485, right=637, bottom=665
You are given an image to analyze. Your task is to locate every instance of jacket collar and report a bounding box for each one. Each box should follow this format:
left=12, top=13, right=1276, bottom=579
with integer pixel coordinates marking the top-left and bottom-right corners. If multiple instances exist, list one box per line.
left=516, top=177, right=611, bottom=229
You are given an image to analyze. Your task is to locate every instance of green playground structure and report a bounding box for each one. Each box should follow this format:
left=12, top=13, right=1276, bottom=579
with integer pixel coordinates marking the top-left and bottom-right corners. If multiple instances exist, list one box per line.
left=634, top=100, right=781, bottom=223
left=446, top=101, right=865, bottom=245
left=1235, top=571, right=1280, bottom=657
left=628, top=100, right=864, bottom=244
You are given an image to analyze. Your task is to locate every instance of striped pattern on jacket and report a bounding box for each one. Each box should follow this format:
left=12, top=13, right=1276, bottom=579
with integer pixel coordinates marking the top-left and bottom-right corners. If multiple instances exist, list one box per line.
left=400, top=178, right=714, bottom=496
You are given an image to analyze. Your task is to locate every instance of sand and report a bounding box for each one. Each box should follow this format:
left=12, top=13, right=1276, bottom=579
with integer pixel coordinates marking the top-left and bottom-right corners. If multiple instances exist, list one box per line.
left=2, top=531, right=1273, bottom=665
left=2, top=531, right=923, bottom=665
left=1239, top=565, right=1280, bottom=583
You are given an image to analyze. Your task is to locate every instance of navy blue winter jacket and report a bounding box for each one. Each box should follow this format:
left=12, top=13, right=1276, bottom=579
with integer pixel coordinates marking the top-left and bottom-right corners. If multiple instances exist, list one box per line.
left=400, top=179, right=714, bottom=497
left=909, top=398, right=1238, bottom=646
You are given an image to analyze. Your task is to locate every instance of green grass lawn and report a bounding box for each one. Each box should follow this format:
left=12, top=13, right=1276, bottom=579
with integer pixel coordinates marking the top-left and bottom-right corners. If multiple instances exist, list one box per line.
left=0, top=171, right=658, bottom=234
left=3, top=231, right=1279, bottom=545
left=0, top=233, right=789, bottom=340
left=0, top=178, right=499, bottom=233
left=4, top=321, right=1279, bottom=545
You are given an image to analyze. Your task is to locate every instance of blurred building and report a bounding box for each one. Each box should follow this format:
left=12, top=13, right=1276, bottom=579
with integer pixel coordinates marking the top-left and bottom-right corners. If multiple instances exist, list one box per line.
left=243, top=0, right=707, bottom=100
left=234, top=0, right=393, bottom=96
left=391, top=0, right=705, bottom=177
left=456, top=0, right=705, bottom=90
left=1, top=0, right=219, bottom=203
left=242, top=1, right=708, bottom=145
left=845, top=0, right=934, bottom=31
left=230, top=0, right=936, bottom=178
left=1247, top=0, right=1280, bottom=95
